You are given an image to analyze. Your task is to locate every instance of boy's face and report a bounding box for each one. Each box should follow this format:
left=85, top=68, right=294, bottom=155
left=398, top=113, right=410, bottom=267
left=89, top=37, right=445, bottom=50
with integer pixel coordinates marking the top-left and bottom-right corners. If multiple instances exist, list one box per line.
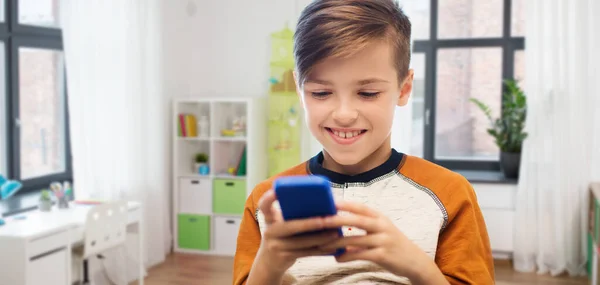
left=297, top=40, right=414, bottom=167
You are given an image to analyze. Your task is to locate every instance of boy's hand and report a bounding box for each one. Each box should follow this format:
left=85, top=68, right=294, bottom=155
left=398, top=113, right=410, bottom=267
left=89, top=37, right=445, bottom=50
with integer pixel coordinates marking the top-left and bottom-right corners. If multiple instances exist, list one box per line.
left=252, top=190, right=340, bottom=277
left=318, top=201, right=449, bottom=284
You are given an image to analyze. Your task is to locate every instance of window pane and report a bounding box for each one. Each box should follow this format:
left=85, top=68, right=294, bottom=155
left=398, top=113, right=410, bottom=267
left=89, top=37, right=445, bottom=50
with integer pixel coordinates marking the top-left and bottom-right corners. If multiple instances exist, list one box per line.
left=438, top=0, right=503, bottom=39
left=19, top=48, right=66, bottom=179
left=0, top=0, right=5, bottom=22
left=410, top=53, right=426, bottom=157
left=435, top=48, right=502, bottom=160
left=511, top=0, right=525, bottom=37
left=399, top=0, right=430, bottom=40
left=0, top=42, right=5, bottom=176
left=19, top=0, right=60, bottom=28
left=514, top=50, right=525, bottom=89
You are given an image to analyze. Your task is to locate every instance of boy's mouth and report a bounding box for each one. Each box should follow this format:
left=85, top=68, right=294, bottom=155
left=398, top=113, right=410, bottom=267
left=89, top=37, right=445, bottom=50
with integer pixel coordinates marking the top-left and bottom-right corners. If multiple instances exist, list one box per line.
left=325, top=127, right=367, bottom=143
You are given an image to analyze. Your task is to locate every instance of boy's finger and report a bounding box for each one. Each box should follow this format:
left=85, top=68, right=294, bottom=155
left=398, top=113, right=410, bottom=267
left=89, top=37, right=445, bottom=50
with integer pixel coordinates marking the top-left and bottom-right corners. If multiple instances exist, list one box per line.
left=277, top=230, right=340, bottom=250
left=323, top=213, right=379, bottom=232
left=258, top=190, right=278, bottom=224
left=320, top=234, right=381, bottom=251
left=335, top=248, right=377, bottom=263
left=289, top=247, right=337, bottom=259
left=336, top=201, right=380, bottom=218
left=267, top=217, right=326, bottom=237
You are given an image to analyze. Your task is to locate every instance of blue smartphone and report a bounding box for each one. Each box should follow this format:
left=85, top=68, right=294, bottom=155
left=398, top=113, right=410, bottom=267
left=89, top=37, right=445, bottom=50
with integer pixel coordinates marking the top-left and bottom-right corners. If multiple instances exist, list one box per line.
left=273, top=175, right=345, bottom=256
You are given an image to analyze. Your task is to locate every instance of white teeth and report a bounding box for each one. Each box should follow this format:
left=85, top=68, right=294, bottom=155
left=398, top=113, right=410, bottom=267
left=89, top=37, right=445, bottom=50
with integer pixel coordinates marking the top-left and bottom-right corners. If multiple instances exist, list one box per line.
left=331, top=129, right=364, bottom=139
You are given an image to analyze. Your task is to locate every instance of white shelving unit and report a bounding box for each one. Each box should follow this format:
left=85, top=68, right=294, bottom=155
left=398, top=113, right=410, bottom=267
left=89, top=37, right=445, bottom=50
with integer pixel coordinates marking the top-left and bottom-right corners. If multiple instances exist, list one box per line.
left=172, top=97, right=267, bottom=256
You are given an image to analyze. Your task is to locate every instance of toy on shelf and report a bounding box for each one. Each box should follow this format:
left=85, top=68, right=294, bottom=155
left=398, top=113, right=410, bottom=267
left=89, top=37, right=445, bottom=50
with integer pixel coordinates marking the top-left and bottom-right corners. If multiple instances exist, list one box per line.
left=227, top=167, right=237, bottom=175
left=220, top=146, right=247, bottom=177
left=233, top=116, right=246, bottom=136
left=221, top=116, right=247, bottom=137
left=194, top=153, right=210, bottom=175
left=197, top=116, right=210, bottom=138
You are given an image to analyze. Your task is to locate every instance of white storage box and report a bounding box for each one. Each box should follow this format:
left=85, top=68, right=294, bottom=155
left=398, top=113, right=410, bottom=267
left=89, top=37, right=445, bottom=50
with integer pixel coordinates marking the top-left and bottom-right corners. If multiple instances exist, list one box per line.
left=213, top=216, right=241, bottom=256
left=179, top=177, right=212, bottom=215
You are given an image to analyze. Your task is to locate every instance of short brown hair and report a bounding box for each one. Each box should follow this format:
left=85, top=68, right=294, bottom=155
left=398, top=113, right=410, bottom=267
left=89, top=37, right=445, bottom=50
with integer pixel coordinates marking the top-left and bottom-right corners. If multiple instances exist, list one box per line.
left=294, top=0, right=411, bottom=86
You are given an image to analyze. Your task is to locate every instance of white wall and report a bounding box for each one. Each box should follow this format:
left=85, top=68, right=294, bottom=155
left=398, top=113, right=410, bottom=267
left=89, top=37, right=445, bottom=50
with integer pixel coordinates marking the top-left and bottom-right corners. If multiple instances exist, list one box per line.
left=163, top=0, right=299, bottom=97
left=162, top=0, right=321, bottom=162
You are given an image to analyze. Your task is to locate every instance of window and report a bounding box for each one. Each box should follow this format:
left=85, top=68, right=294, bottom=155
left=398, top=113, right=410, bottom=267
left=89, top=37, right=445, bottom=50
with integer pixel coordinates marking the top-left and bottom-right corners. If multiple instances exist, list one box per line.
left=402, top=0, right=525, bottom=171
left=1, top=0, right=70, bottom=198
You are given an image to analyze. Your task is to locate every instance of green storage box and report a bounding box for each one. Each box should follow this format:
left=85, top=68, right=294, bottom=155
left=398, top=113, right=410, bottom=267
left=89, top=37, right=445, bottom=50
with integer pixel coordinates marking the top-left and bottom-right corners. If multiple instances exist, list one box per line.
left=178, top=214, right=210, bottom=250
left=213, top=179, right=246, bottom=215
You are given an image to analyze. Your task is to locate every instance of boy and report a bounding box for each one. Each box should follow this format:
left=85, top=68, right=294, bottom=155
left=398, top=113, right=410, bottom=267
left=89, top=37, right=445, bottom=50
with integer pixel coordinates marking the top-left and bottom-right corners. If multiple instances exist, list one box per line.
left=233, top=0, right=494, bottom=284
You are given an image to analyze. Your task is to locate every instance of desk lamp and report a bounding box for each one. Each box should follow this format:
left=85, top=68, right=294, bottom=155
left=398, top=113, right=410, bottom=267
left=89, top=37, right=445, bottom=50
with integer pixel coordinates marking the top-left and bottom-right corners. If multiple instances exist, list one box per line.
left=0, top=174, right=23, bottom=226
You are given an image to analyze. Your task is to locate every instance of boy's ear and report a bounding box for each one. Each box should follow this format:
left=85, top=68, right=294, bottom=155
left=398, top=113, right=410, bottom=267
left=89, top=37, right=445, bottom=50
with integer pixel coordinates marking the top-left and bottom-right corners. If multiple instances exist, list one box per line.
left=397, top=69, right=414, bottom=107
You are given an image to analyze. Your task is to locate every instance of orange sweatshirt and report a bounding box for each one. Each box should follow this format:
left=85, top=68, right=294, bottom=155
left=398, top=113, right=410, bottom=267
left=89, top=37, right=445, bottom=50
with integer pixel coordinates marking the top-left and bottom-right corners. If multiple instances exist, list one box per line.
left=233, top=149, right=494, bottom=284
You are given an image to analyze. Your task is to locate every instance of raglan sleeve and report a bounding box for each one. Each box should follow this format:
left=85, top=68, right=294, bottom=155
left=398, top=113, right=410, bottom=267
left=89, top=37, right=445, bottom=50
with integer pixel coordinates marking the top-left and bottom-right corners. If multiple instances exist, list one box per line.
left=232, top=188, right=263, bottom=285
left=435, top=175, right=495, bottom=285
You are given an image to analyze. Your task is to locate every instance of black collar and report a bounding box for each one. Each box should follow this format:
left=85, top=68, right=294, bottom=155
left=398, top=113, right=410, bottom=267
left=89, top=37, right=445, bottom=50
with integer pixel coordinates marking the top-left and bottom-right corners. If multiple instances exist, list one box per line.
left=308, top=149, right=404, bottom=185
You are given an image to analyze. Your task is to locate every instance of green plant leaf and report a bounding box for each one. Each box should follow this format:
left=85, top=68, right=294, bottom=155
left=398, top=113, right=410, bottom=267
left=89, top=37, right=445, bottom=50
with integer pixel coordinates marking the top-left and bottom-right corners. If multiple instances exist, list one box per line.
left=469, top=98, right=494, bottom=123
left=471, top=78, right=528, bottom=153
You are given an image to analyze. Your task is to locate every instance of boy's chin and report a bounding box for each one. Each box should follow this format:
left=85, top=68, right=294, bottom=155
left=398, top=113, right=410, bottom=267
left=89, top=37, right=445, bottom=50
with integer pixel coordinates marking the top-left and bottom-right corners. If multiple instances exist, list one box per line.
left=327, top=151, right=368, bottom=166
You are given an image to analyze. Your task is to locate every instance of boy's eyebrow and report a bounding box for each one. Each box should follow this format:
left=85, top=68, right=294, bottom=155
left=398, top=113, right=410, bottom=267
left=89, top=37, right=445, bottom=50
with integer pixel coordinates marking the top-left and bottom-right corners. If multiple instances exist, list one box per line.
left=304, top=78, right=390, bottom=85
left=304, top=78, right=332, bottom=85
left=357, top=78, right=390, bottom=85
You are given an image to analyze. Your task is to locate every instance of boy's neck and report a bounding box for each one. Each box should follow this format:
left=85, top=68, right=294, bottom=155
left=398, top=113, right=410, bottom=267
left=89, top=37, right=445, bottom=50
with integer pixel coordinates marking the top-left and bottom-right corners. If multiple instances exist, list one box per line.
left=321, top=139, right=393, bottom=176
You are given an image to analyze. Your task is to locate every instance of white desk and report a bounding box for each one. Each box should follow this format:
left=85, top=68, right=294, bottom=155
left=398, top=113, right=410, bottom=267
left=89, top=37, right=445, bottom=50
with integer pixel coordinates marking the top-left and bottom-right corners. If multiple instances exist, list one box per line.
left=0, top=201, right=144, bottom=285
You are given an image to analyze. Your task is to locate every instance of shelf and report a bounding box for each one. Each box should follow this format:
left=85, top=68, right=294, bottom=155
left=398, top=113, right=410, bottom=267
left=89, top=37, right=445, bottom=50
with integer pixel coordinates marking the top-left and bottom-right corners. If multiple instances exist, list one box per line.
left=213, top=136, right=246, bottom=142
left=179, top=174, right=213, bottom=179
left=177, top=136, right=246, bottom=142
left=179, top=137, right=211, bottom=141
left=213, top=174, right=246, bottom=179
left=178, top=174, right=246, bottom=180
left=173, top=97, right=267, bottom=258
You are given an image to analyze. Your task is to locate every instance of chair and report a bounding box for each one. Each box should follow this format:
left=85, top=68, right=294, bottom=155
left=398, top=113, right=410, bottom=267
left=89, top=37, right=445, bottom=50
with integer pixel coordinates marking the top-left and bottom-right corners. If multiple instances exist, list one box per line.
left=72, top=201, right=129, bottom=285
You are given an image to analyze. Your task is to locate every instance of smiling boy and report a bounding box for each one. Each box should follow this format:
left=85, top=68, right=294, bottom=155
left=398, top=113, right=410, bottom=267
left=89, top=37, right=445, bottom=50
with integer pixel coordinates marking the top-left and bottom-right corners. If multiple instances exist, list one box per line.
left=233, top=0, right=494, bottom=284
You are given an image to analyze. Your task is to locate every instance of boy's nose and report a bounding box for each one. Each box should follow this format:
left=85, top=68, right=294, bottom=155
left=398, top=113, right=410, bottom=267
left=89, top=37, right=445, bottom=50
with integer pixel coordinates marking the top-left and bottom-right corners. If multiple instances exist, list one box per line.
left=332, top=102, right=359, bottom=126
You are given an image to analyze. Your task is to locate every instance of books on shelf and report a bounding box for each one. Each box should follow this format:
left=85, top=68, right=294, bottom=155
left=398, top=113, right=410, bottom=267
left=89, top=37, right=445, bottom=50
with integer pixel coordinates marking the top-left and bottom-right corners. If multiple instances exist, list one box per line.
left=178, top=113, right=198, bottom=137
left=235, top=146, right=247, bottom=176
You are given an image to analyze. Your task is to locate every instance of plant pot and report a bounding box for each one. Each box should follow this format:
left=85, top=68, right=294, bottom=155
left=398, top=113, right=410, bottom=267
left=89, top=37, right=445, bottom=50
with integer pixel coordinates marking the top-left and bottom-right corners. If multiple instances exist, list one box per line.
left=195, top=163, right=210, bottom=175
left=39, top=200, right=52, bottom=212
left=500, top=151, right=521, bottom=179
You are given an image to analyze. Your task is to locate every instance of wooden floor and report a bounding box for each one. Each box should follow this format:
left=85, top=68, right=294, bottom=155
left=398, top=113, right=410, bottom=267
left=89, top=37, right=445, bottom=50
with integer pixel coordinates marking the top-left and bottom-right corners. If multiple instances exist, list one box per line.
left=140, top=254, right=588, bottom=285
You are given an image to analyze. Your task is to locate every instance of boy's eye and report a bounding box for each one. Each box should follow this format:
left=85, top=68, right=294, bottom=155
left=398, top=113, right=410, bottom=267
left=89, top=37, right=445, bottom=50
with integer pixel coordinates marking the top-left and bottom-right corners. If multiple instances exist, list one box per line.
left=359, top=92, right=380, bottom=97
left=311, top=91, right=332, bottom=98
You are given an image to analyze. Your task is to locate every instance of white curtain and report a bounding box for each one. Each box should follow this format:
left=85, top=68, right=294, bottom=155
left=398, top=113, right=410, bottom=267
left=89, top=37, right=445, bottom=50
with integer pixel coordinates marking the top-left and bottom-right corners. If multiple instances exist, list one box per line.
left=513, top=0, right=600, bottom=276
left=61, top=0, right=170, bottom=284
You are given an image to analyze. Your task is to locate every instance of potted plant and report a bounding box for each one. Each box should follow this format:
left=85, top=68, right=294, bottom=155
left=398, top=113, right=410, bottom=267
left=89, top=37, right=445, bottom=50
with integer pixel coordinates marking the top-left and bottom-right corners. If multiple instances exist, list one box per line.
left=39, top=189, right=52, bottom=212
left=194, top=153, right=210, bottom=175
left=470, top=79, right=528, bottom=178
